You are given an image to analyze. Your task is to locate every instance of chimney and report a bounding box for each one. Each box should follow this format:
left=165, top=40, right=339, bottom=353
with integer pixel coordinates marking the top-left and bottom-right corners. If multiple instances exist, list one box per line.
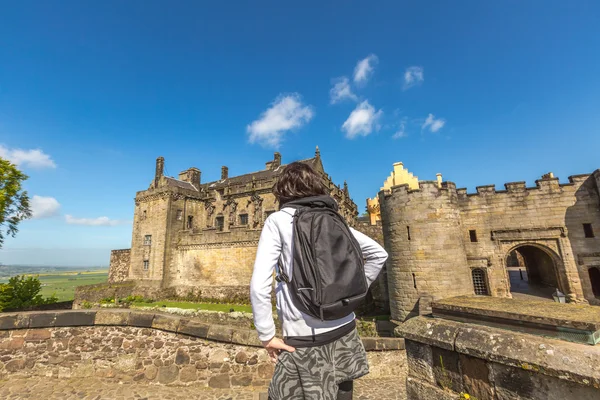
left=155, top=157, right=165, bottom=188
left=179, top=168, right=201, bottom=190
left=273, top=152, right=282, bottom=169
left=221, top=166, right=229, bottom=180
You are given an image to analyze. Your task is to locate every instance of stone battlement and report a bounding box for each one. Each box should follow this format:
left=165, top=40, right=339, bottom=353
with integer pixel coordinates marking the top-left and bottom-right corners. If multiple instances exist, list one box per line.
left=382, top=172, right=598, bottom=203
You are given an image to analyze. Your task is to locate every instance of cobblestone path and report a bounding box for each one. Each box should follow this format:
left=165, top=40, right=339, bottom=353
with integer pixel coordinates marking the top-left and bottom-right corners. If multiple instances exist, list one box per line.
left=0, top=377, right=406, bottom=400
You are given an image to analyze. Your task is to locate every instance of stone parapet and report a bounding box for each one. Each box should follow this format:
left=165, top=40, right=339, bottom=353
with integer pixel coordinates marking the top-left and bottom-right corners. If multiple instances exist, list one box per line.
left=0, top=310, right=405, bottom=387
left=396, top=316, right=600, bottom=399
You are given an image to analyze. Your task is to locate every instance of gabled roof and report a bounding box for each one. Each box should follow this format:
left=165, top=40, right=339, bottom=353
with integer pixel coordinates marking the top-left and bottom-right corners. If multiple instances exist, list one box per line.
left=164, top=177, right=198, bottom=191
left=204, top=157, right=321, bottom=189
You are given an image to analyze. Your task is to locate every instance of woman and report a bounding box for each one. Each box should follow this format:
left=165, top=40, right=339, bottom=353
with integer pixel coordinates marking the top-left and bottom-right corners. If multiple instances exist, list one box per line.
left=250, top=162, right=388, bottom=399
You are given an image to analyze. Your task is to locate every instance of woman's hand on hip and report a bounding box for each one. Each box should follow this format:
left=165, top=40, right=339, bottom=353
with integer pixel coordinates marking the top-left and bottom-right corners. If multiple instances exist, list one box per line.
left=261, top=337, right=295, bottom=363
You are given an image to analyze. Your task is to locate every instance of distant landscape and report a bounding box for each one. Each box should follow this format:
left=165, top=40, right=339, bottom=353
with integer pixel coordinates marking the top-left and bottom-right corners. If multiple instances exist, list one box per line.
left=0, top=265, right=108, bottom=302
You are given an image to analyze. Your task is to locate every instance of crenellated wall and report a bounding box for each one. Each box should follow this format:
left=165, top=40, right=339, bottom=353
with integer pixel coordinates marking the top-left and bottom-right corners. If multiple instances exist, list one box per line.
left=379, top=170, right=600, bottom=320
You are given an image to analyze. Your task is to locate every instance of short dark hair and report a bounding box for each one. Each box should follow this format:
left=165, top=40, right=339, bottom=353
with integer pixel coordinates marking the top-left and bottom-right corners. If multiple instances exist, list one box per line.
left=273, top=162, right=329, bottom=205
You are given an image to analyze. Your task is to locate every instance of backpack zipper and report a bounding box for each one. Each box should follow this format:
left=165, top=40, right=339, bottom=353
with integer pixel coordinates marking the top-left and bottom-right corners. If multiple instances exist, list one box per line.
left=309, top=211, right=322, bottom=306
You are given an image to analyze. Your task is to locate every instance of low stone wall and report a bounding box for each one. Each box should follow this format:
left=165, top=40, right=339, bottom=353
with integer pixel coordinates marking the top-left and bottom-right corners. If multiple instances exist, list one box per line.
left=0, top=310, right=405, bottom=388
left=397, top=316, right=600, bottom=400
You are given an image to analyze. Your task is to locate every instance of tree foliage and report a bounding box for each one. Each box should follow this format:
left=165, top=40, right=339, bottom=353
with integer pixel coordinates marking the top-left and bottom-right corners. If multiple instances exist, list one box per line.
left=0, top=157, right=32, bottom=247
left=0, top=275, right=58, bottom=311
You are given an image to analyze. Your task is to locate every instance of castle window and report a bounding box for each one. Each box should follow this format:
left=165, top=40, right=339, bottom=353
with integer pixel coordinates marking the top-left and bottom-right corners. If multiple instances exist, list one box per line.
left=143, top=260, right=149, bottom=271
left=584, top=223, right=595, bottom=238
left=176, top=210, right=183, bottom=220
left=143, top=235, right=152, bottom=246
left=187, top=216, right=194, bottom=230
left=265, top=211, right=275, bottom=219
left=216, top=216, right=224, bottom=231
left=472, top=268, right=489, bottom=295
left=407, top=226, right=411, bottom=241
left=239, top=214, right=248, bottom=225
left=142, top=210, right=147, bottom=220
left=469, top=230, right=478, bottom=242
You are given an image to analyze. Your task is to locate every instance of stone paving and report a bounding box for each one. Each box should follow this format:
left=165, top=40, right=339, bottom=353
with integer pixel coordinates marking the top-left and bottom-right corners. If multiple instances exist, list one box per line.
left=508, top=269, right=555, bottom=301
left=0, top=377, right=406, bottom=400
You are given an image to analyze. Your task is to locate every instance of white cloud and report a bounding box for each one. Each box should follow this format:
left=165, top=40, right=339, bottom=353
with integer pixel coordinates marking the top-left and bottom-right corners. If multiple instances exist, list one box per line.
left=330, top=77, right=358, bottom=104
left=246, top=94, right=314, bottom=148
left=353, top=54, right=378, bottom=85
left=404, top=66, right=424, bottom=89
left=392, top=119, right=408, bottom=139
left=0, top=145, right=56, bottom=169
left=342, top=101, right=383, bottom=139
left=30, top=196, right=61, bottom=219
left=422, top=113, right=446, bottom=133
left=65, top=215, right=129, bottom=226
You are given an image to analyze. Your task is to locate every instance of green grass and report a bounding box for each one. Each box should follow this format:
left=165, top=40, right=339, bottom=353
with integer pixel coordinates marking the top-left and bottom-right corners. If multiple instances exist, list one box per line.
left=31, top=271, right=108, bottom=302
left=131, top=300, right=253, bottom=313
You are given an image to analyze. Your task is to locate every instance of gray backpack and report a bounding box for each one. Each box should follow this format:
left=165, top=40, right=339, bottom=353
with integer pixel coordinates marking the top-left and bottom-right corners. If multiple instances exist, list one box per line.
left=276, top=195, right=367, bottom=321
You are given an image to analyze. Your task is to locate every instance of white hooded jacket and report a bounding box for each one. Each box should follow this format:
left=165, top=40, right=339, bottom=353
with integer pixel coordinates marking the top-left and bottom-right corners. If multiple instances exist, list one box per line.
left=250, top=207, right=388, bottom=342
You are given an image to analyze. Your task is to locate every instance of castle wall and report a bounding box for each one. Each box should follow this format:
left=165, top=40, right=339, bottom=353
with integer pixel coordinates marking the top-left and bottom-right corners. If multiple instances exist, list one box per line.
left=108, top=249, right=130, bottom=283
left=355, top=220, right=389, bottom=311
left=380, top=182, right=473, bottom=322
left=457, top=175, right=600, bottom=301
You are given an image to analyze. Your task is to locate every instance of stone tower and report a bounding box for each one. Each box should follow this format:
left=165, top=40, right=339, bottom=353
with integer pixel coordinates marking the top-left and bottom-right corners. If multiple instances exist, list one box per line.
left=379, top=180, right=473, bottom=321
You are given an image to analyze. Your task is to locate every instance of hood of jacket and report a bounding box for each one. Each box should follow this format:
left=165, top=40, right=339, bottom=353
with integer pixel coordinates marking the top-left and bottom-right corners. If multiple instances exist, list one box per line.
left=283, top=195, right=339, bottom=211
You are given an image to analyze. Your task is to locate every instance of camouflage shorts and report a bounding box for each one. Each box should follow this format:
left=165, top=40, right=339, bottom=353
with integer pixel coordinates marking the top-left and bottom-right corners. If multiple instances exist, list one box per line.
left=268, top=329, right=369, bottom=400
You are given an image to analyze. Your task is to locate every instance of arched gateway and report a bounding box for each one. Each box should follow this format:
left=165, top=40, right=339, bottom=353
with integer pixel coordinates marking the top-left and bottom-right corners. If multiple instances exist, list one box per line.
left=506, top=244, right=563, bottom=300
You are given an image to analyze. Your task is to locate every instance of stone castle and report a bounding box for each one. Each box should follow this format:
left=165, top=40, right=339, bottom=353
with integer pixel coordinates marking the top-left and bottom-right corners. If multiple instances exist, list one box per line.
left=109, top=153, right=600, bottom=320
left=108, top=148, right=358, bottom=298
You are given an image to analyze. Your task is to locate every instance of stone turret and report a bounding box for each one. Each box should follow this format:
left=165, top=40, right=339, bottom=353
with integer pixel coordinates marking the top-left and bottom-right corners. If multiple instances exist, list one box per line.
left=380, top=181, right=473, bottom=321
left=221, top=166, right=228, bottom=180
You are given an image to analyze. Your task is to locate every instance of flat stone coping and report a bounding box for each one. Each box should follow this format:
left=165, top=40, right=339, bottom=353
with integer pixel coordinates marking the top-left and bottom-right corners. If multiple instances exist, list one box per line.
left=433, top=296, right=600, bottom=332
left=0, top=309, right=404, bottom=351
left=396, top=316, right=600, bottom=389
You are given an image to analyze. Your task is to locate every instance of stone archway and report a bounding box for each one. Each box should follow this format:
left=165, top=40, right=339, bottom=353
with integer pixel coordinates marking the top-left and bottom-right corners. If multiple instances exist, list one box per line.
left=506, top=244, right=562, bottom=300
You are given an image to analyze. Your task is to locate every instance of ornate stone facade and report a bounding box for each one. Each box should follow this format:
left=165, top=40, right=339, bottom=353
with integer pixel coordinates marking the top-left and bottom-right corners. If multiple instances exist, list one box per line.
left=379, top=168, right=600, bottom=321
left=110, top=148, right=359, bottom=294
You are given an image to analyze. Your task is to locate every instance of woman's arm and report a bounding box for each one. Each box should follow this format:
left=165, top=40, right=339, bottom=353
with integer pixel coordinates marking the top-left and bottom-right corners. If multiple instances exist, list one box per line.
left=250, top=217, right=281, bottom=342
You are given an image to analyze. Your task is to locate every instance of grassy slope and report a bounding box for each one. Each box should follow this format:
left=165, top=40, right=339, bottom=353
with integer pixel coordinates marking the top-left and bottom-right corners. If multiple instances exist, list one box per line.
left=131, top=301, right=253, bottom=313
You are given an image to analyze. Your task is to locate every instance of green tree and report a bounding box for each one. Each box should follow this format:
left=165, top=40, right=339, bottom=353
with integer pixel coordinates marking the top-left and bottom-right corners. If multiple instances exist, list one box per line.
left=0, top=157, right=32, bottom=247
left=0, top=275, right=58, bottom=311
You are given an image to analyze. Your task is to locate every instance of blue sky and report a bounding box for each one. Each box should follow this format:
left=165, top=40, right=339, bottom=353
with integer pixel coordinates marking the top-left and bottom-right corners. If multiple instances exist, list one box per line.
left=1, top=1, right=599, bottom=266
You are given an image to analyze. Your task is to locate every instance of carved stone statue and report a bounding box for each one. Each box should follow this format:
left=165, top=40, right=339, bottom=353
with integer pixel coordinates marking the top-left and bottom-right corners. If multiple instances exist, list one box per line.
left=225, top=199, right=238, bottom=226
left=251, top=193, right=263, bottom=228
left=204, top=201, right=215, bottom=228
